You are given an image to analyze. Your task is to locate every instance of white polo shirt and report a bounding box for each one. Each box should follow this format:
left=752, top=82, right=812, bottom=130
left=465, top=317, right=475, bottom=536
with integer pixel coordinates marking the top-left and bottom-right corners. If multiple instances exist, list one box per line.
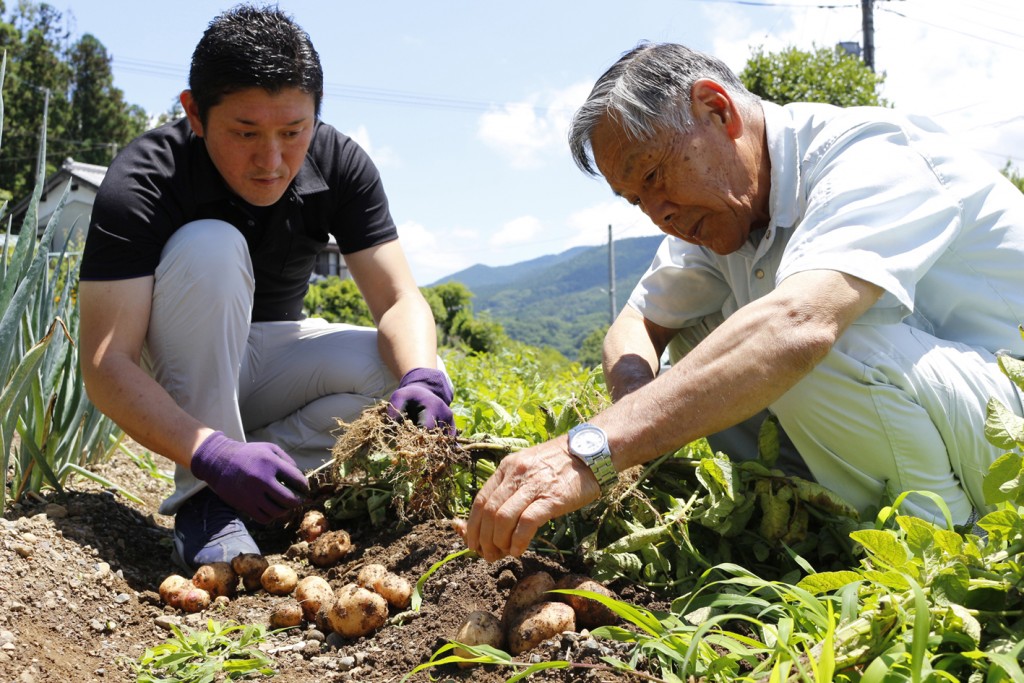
left=629, top=101, right=1024, bottom=355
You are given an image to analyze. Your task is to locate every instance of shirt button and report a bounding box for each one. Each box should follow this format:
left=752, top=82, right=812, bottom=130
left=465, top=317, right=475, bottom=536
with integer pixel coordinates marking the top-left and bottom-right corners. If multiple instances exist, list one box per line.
left=755, top=269, right=765, bottom=279
left=247, top=220, right=255, bottom=226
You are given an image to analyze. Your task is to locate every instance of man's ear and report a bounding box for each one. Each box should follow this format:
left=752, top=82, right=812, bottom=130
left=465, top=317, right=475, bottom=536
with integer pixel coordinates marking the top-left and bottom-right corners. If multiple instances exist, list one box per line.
left=180, top=90, right=204, bottom=138
left=690, top=79, right=743, bottom=139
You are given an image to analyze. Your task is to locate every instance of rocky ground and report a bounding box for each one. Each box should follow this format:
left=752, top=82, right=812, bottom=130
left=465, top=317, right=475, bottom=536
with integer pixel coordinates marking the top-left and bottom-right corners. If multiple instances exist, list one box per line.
left=0, top=444, right=661, bottom=683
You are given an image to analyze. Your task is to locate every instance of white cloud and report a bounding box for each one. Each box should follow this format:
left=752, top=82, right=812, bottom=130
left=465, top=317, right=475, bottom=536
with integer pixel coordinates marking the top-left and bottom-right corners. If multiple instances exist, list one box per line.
left=476, top=81, right=592, bottom=168
left=490, top=215, right=543, bottom=247
left=344, top=124, right=400, bottom=167
left=397, top=220, right=475, bottom=284
left=563, top=199, right=659, bottom=251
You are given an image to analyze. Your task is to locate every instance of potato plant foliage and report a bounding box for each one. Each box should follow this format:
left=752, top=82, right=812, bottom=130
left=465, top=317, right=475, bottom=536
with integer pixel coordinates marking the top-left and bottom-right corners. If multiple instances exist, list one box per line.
left=318, top=331, right=1024, bottom=681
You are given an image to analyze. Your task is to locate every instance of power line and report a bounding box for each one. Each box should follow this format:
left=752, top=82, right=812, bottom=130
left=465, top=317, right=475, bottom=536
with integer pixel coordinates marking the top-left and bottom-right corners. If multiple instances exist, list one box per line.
left=877, top=6, right=1024, bottom=52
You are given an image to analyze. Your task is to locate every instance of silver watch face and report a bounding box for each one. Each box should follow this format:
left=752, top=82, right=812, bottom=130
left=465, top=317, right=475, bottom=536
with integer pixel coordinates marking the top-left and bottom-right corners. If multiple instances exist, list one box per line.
left=570, top=426, right=605, bottom=458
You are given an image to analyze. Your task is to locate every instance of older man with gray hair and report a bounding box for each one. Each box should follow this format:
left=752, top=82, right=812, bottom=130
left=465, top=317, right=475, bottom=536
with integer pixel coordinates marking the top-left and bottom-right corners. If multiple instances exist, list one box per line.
left=458, top=41, right=1024, bottom=562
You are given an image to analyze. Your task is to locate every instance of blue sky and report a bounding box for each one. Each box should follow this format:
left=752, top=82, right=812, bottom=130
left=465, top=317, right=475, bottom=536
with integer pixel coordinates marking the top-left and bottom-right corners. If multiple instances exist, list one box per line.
left=64, top=0, right=1024, bottom=285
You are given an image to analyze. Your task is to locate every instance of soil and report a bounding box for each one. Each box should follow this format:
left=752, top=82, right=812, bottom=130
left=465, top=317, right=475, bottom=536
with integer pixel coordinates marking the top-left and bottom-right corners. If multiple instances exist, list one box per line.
left=0, top=443, right=663, bottom=683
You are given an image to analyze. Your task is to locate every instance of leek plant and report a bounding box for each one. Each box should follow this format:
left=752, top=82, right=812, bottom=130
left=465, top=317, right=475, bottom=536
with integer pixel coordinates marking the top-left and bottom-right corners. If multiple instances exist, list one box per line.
left=0, top=54, right=122, bottom=508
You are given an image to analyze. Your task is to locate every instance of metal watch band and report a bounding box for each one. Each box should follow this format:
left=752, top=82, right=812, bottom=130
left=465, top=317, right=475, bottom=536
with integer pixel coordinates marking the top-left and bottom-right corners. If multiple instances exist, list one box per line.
left=567, top=423, right=618, bottom=496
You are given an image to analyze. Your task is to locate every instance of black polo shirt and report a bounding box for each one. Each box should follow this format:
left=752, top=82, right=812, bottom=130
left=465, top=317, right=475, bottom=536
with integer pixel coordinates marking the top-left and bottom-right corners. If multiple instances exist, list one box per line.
left=81, top=116, right=398, bottom=322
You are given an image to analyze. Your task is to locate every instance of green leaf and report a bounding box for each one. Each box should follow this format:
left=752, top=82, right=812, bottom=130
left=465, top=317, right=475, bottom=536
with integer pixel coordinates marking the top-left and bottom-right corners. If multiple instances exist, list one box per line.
left=850, top=529, right=911, bottom=569
left=976, top=508, right=1024, bottom=541
left=796, top=571, right=861, bottom=594
left=983, top=453, right=1023, bottom=506
left=985, top=397, right=1024, bottom=450
left=997, top=352, right=1024, bottom=393
left=757, top=414, right=780, bottom=468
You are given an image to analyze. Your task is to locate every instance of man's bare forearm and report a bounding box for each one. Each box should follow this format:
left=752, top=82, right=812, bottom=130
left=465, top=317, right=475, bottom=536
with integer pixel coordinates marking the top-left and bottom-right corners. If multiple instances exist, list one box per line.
left=84, top=357, right=211, bottom=468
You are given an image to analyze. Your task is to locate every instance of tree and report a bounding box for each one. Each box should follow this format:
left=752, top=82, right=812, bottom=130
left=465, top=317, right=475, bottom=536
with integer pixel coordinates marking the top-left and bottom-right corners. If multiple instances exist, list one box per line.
left=577, top=326, right=607, bottom=370
left=0, top=3, right=148, bottom=203
left=740, top=45, right=888, bottom=108
left=1002, top=161, right=1024, bottom=194
left=69, top=34, right=147, bottom=166
left=425, top=281, right=474, bottom=341
left=303, top=276, right=374, bottom=327
left=0, top=2, right=73, bottom=202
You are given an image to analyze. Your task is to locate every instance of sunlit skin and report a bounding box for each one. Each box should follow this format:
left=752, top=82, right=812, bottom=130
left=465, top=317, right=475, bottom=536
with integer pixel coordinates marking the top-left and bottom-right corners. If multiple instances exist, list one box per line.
left=590, top=79, right=772, bottom=255
left=181, top=86, right=316, bottom=207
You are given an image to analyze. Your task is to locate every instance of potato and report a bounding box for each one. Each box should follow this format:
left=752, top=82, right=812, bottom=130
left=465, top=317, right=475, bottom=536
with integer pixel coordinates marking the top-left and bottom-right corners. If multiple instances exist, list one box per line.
left=309, top=530, right=354, bottom=567
left=298, top=509, right=330, bottom=543
left=356, top=563, right=388, bottom=589
left=554, top=574, right=618, bottom=629
left=158, top=574, right=191, bottom=606
left=452, top=610, right=503, bottom=669
left=326, top=584, right=388, bottom=638
left=231, top=553, right=269, bottom=592
left=501, top=571, right=555, bottom=627
left=374, top=572, right=412, bottom=609
left=269, top=602, right=303, bottom=629
left=192, top=562, right=237, bottom=599
left=507, top=601, right=576, bottom=655
left=261, top=564, right=299, bottom=595
left=294, top=575, right=334, bottom=622
left=176, top=587, right=212, bottom=614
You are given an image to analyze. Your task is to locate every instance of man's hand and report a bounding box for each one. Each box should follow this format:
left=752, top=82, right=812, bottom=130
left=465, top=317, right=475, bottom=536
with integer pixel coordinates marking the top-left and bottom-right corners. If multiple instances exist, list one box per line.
left=455, top=440, right=601, bottom=561
left=190, top=432, right=310, bottom=524
left=387, top=368, right=454, bottom=434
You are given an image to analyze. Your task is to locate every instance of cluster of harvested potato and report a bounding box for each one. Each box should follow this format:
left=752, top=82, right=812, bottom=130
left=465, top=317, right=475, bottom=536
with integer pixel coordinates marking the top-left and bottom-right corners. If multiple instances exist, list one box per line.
left=356, top=562, right=413, bottom=609
left=309, top=529, right=355, bottom=567
left=159, top=574, right=213, bottom=613
left=452, top=571, right=619, bottom=664
left=266, top=562, right=413, bottom=639
left=158, top=557, right=300, bottom=614
left=298, top=509, right=330, bottom=543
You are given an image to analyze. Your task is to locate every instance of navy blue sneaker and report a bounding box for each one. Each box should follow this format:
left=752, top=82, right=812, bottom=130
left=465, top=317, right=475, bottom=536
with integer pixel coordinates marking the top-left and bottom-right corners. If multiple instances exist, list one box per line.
left=171, top=488, right=260, bottom=572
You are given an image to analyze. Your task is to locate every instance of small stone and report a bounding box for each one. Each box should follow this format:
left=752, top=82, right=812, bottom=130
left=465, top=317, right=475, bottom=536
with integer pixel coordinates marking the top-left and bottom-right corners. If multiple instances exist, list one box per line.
left=305, top=629, right=325, bottom=642
left=12, top=543, right=32, bottom=559
left=44, top=503, right=68, bottom=519
left=154, top=616, right=178, bottom=631
left=114, top=594, right=131, bottom=605
left=285, top=542, right=309, bottom=559
left=303, top=640, right=321, bottom=655
left=20, top=533, right=38, bottom=544
left=336, top=655, right=356, bottom=671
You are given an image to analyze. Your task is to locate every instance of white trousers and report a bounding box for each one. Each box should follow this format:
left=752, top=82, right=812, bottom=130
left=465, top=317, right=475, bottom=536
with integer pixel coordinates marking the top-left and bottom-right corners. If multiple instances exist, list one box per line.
left=672, top=314, right=1024, bottom=524
left=146, top=220, right=401, bottom=515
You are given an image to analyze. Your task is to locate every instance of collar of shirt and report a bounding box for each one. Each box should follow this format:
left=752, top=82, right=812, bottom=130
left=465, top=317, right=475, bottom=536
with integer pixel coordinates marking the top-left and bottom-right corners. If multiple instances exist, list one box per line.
left=762, top=100, right=801, bottom=232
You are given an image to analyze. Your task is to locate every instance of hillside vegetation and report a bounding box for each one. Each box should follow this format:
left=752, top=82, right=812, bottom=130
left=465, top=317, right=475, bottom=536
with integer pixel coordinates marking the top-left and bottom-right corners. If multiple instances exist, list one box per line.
left=434, top=235, right=663, bottom=359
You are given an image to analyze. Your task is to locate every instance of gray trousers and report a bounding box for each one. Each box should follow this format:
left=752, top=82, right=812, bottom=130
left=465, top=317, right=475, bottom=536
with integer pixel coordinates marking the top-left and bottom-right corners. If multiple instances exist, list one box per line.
left=147, top=220, right=401, bottom=515
left=670, top=313, right=1024, bottom=524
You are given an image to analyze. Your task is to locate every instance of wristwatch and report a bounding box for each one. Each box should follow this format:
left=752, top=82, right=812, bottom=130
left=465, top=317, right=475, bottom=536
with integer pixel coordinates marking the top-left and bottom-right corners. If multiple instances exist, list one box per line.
left=567, top=423, right=618, bottom=496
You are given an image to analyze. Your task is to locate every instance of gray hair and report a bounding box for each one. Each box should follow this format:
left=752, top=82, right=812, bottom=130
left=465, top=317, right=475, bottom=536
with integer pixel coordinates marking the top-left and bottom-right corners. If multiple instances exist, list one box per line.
left=568, top=42, right=758, bottom=176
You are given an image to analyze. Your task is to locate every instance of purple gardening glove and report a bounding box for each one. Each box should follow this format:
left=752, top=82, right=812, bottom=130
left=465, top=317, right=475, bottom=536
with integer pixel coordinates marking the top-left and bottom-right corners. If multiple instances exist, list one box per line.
left=190, top=431, right=310, bottom=524
left=387, top=368, right=455, bottom=434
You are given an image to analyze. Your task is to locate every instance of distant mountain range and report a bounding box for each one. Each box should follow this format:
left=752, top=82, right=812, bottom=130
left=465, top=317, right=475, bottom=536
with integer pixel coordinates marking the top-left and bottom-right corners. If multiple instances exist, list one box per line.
left=431, top=235, right=665, bottom=359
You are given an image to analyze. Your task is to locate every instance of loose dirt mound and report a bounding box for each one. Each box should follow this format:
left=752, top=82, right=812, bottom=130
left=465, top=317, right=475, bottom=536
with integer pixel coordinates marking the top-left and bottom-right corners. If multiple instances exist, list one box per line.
left=0, top=441, right=658, bottom=683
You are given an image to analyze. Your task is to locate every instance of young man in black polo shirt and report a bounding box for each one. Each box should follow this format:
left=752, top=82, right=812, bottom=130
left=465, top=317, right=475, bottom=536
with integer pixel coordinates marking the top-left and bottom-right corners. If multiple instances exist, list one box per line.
left=78, top=5, right=453, bottom=571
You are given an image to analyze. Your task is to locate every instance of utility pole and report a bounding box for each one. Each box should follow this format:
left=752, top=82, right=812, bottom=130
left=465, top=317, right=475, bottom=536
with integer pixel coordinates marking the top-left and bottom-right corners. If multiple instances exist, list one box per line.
left=861, top=0, right=875, bottom=71
left=607, top=224, right=617, bottom=324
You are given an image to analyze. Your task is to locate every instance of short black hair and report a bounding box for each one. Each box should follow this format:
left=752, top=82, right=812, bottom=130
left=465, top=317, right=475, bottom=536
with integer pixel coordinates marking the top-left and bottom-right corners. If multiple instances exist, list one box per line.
left=188, top=3, right=324, bottom=123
